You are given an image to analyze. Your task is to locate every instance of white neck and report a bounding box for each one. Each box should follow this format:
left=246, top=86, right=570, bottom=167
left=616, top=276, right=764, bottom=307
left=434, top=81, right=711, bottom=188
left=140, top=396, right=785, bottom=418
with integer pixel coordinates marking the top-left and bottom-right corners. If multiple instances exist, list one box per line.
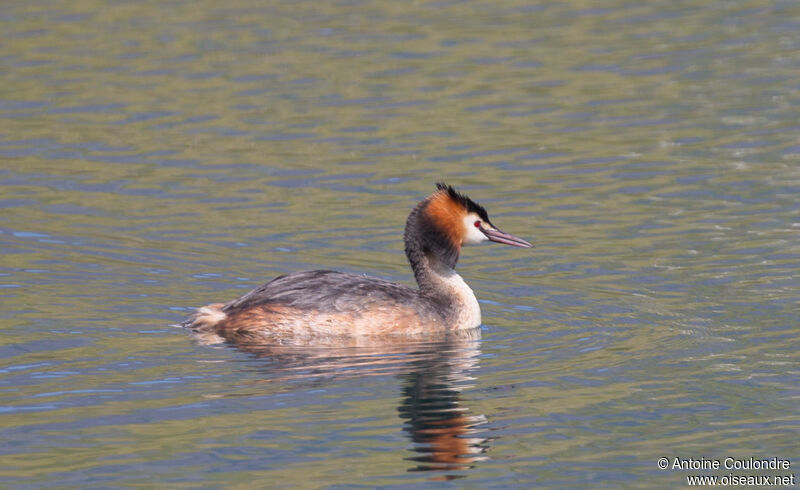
left=428, top=265, right=482, bottom=330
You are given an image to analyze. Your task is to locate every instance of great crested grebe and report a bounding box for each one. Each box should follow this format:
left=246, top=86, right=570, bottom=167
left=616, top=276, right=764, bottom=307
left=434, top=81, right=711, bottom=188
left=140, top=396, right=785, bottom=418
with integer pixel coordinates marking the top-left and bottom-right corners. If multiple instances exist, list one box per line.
left=183, top=183, right=531, bottom=344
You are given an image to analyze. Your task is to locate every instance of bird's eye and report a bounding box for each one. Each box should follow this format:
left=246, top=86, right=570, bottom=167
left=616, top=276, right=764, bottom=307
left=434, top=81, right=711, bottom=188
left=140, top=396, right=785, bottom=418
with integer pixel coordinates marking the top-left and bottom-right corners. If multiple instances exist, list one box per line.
left=474, top=220, right=481, bottom=228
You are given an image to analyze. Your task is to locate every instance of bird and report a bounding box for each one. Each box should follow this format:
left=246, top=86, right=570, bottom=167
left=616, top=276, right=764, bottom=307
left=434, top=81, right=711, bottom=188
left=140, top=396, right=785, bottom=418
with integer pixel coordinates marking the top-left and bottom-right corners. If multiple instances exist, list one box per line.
left=182, top=183, right=531, bottom=345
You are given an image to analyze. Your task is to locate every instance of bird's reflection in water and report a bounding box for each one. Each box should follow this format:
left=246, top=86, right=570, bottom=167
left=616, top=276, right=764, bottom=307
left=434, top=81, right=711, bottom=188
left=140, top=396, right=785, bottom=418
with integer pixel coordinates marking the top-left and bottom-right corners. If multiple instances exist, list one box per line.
left=398, top=331, right=489, bottom=478
left=198, top=327, right=488, bottom=478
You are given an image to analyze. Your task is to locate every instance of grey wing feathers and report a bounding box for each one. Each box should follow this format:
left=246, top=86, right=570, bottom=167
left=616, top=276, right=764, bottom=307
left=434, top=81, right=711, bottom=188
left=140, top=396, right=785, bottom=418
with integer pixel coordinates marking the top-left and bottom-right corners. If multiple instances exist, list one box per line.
left=222, top=270, right=420, bottom=314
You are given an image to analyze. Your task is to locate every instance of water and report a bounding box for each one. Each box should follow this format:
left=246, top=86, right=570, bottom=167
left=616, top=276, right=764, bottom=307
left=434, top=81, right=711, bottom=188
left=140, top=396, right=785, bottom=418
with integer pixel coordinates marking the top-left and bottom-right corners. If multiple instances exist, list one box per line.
left=1, top=0, right=798, bottom=487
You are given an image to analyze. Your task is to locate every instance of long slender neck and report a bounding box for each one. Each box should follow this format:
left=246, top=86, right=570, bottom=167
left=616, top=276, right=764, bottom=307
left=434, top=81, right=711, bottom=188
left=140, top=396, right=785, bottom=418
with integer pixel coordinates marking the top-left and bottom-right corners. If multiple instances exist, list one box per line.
left=404, top=201, right=458, bottom=295
left=407, top=246, right=454, bottom=296
left=404, top=204, right=482, bottom=329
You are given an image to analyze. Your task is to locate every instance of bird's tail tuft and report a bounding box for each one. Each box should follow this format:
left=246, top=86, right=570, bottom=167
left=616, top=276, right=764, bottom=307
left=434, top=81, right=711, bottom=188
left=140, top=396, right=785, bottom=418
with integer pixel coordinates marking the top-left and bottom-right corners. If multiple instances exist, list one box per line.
left=181, top=303, right=227, bottom=344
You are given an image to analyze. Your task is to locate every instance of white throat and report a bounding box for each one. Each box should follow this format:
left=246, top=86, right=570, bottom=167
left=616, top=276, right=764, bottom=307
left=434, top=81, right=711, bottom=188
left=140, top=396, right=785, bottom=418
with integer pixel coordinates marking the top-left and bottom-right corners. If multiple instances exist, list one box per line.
left=432, top=267, right=482, bottom=330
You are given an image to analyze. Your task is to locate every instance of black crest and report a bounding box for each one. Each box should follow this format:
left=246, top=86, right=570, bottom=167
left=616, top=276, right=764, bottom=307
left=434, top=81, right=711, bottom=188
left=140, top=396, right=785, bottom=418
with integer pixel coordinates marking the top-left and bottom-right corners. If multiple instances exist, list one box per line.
left=435, top=182, right=490, bottom=222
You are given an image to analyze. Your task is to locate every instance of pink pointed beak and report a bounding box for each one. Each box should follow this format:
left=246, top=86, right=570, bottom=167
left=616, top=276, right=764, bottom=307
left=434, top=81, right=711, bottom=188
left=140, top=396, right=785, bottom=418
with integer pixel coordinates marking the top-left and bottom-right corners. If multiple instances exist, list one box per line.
left=480, top=226, right=533, bottom=248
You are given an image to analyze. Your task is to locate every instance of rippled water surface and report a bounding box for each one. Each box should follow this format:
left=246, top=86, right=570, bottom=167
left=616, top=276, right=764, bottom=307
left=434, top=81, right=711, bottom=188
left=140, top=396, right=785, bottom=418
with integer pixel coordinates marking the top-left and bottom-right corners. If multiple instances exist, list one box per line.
left=2, top=0, right=798, bottom=487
